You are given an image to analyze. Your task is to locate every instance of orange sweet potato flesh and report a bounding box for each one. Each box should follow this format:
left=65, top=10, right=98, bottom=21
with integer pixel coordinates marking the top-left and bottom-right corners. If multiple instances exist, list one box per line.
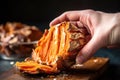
left=15, top=22, right=90, bottom=74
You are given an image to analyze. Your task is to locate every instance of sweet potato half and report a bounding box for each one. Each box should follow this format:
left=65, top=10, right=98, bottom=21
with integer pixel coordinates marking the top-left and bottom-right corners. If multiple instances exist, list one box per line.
left=15, top=22, right=90, bottom=74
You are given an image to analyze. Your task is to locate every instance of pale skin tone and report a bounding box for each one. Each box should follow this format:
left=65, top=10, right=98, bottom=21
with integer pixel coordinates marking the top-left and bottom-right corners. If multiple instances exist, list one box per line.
left=50, top=9, right=120, bottom=64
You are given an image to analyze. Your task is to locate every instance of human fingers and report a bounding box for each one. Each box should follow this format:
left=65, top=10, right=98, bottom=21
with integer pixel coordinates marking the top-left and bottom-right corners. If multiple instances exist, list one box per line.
left=69, top=21, right=84, bottom=28
left=50, top=11, right=81, bottom=26
left=76, top=33, right=104, bottom=64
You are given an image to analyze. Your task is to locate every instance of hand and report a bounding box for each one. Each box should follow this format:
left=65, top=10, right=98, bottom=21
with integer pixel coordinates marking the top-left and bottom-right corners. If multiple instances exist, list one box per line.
left=50, top=9, right=120, bottom=64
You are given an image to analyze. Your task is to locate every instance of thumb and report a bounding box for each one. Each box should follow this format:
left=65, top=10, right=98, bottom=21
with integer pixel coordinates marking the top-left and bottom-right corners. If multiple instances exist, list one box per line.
left=76, top=35, right=102, bottom=64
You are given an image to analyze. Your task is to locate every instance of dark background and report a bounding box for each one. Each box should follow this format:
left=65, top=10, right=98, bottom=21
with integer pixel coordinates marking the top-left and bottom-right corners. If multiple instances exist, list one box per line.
left=0, top=0, right=120, bottom=79
left=0, top=0, right=120, bottom=29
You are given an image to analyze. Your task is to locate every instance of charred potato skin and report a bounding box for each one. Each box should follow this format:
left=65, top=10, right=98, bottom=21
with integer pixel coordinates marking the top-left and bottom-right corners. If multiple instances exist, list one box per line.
left=57, top=22, right=90, bottom=68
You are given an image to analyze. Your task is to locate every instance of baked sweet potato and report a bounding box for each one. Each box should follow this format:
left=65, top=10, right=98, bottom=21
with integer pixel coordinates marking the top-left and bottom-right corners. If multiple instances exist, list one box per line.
left=15, top=22, right=90, bottom=74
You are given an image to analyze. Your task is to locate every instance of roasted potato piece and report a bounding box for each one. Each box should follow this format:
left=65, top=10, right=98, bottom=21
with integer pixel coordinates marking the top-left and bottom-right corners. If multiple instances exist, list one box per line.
left=15, top=22, right=90, bottom=74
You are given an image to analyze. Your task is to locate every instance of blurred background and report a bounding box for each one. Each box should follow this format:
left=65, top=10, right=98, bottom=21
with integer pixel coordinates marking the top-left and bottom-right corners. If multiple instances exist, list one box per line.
left=0, top=0, right=120, bottom=79
left=0, top=0, right=120, bottom=30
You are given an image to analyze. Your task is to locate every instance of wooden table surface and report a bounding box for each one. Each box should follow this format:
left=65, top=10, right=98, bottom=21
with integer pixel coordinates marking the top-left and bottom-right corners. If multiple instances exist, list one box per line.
left=0, top=57, right=109, bottom=80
